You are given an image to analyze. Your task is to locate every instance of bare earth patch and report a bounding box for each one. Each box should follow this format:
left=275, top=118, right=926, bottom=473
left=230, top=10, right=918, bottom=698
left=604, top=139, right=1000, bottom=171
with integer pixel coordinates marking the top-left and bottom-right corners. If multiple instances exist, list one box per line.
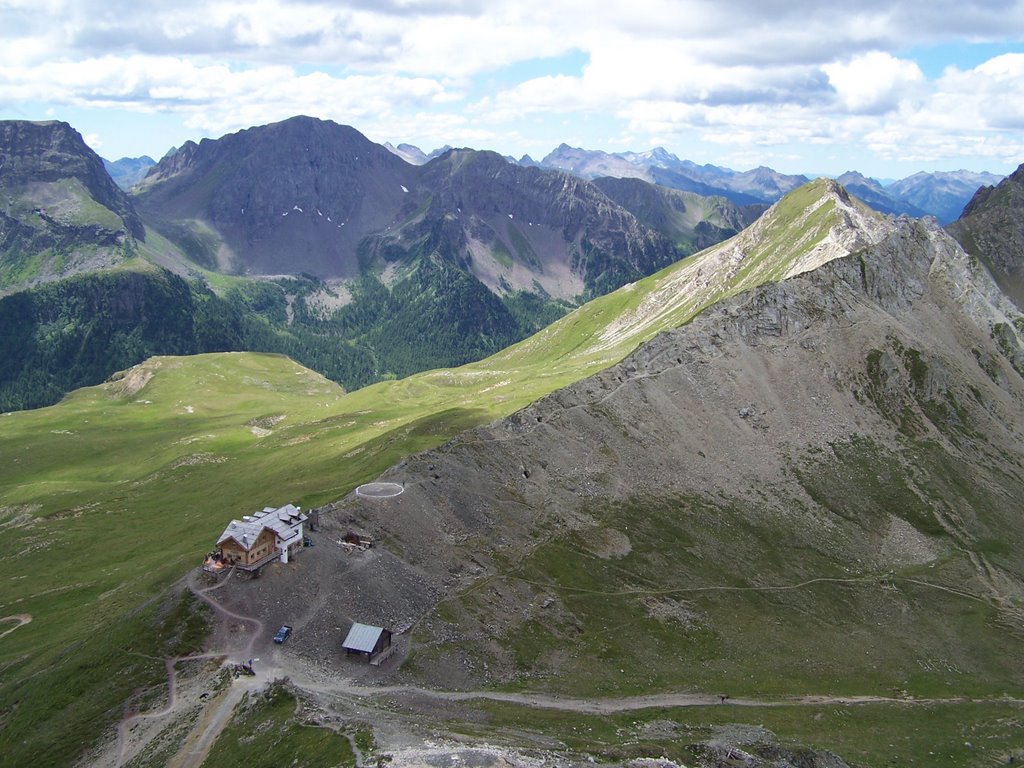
left=641, top=597, right=705, bottom=629
left=578, top=526, right=632, bottom=559
left=171, top=454, right=228, bottom=470
left=0, top=504, right=41, bottom=530
left=246, top=414, right=287, bottom=437
left=877, top=515, right=939, bottom=567
left=0, top=614, right=32, bottom=640
left=107, top=360, right=160, bottom=399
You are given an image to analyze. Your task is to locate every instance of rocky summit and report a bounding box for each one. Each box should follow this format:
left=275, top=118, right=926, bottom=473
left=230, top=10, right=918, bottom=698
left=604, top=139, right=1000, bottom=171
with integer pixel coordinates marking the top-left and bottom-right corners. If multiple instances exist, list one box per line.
left=136, top=116, right=415, bottom=278
left=0, top=121, right=145, bottom=292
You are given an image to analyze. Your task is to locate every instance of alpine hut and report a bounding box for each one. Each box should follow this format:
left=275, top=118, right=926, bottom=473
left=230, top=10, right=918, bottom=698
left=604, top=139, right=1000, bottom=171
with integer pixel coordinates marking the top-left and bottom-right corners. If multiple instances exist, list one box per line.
left=209, top=504, right=308, bottom=572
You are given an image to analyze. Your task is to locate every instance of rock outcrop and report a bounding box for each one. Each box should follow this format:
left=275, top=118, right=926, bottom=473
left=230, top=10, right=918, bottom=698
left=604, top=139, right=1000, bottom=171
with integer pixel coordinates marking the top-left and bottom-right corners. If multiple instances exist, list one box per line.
left=0, top=120, right=146, bottom=292
left=947, top=162, right=1024, bottom=308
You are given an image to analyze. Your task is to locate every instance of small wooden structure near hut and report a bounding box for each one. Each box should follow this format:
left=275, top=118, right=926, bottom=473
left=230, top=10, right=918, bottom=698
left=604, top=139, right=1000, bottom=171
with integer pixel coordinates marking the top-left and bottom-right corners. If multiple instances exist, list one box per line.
left=342, top=622, right=393, bottom=665
left=341, top=530, right=374, bottom=553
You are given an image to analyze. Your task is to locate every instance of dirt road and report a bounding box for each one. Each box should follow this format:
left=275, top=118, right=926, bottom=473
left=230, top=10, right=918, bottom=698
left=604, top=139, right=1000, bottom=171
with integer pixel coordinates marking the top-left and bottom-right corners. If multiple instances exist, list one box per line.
left=111, top=571, right=265, bottom=768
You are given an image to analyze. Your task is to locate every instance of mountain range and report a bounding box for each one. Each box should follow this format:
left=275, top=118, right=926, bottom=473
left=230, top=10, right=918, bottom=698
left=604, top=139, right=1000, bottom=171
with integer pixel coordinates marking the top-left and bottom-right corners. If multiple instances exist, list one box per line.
left=97, top=133, right=1000, bottom=239
left=0, top=117, right=761, bottom=411
left=0, top=115, right=1014, bottom=420
left=133, top=117, right=683, bottom=299
left=102, top=154, right=155, bottom=189
left=3, top=159, right=1024, bottom=767
left=386, top=140, right=1002, bottom=223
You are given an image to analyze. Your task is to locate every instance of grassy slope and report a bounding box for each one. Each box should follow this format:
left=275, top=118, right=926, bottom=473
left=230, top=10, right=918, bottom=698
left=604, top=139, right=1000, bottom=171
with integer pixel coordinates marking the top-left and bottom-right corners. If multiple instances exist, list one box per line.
left=456, top=699, right=1024, bottom=768
left=198, top=685, right=356, bottom=768
left=0, top=178, right=132, bottom=291
left=0, top=180, right=887, bottom=764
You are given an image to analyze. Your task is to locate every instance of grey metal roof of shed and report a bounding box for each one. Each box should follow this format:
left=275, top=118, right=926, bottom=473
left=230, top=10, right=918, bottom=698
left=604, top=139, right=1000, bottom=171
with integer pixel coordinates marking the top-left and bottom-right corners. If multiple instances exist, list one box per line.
left=342, top=622, right=385, bottom=653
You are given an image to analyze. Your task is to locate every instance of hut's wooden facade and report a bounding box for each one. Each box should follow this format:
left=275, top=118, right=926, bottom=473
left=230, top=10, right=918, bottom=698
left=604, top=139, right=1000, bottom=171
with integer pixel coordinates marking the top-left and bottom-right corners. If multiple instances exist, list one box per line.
left=209, top=504, right=308, bottom=572
left=217, top=527, right=277, bottom=568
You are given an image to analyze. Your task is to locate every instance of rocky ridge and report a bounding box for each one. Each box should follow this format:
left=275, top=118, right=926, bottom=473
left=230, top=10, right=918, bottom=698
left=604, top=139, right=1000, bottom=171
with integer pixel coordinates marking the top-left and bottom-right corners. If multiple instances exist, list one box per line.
left=371, top=149, right=680, bottom=299
left=947, top=162, right=1024, bottom=309
left=0, top=121, right=146, bottom=291
left=590, top=178, right=890, bottom=354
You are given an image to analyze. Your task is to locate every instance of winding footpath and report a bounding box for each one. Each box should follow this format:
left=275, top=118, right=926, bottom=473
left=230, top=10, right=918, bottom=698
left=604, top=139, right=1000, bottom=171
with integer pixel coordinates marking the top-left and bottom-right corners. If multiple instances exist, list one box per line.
left=113, top=570, right=264, bottom=768
left=289, top=670, right=1023, bottom=716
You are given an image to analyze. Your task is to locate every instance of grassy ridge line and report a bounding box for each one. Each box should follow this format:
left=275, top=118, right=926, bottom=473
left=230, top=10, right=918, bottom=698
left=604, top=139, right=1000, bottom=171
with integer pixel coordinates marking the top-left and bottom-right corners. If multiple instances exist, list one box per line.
left=0, top=180, right=875, bottom=764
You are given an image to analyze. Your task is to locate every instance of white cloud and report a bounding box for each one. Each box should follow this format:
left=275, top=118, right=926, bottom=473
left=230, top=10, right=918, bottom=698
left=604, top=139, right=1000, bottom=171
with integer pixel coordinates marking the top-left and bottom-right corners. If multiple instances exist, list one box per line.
left=823, top=52, right=925, bottom=114
left=7, top=1, right=1022, bottom=72
left=857, top=54, right=1024, bottom=163
left=0, top=55, right=451, bottom=116
left=2, top=0, right=1024, bottom=171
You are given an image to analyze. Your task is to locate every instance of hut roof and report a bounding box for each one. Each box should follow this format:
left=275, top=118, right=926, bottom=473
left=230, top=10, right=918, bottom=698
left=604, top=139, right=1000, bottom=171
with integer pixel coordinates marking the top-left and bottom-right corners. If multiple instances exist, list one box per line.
left=343, top=622, right=386, bottom=653
left=216, top=504, right=307, bottom=550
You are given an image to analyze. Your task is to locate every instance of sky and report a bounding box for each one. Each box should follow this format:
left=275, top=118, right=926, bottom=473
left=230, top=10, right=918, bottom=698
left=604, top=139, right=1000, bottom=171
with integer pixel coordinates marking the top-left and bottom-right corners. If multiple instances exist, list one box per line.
left=1, top=0, right=1024, bottom=179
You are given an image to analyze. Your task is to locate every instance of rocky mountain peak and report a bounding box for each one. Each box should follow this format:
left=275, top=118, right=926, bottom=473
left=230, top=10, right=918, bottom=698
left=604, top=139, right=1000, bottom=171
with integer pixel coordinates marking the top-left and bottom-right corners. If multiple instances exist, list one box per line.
left=947, top=161, right=1024, bottom=308
left=141, top=140, right=200, bottom=185
left=134, top=117, right=417, bottom=277
left=0, top=119, right=148, bottom=292
left=319, top=173, right=1024, bottom=745
left=0, top=120, right=144, bottom=239
left=735, top=177, right=887, bottom=276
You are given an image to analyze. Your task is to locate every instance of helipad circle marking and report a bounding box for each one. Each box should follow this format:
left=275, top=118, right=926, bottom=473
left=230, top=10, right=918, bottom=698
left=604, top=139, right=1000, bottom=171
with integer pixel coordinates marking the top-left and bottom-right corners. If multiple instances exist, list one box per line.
left=355, top=482, right=405, bottom=499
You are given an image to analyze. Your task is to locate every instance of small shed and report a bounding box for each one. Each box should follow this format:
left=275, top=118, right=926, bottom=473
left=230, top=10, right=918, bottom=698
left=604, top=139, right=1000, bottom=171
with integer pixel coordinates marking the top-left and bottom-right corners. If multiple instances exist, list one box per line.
left=342, top=622, right=392, bottom=663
